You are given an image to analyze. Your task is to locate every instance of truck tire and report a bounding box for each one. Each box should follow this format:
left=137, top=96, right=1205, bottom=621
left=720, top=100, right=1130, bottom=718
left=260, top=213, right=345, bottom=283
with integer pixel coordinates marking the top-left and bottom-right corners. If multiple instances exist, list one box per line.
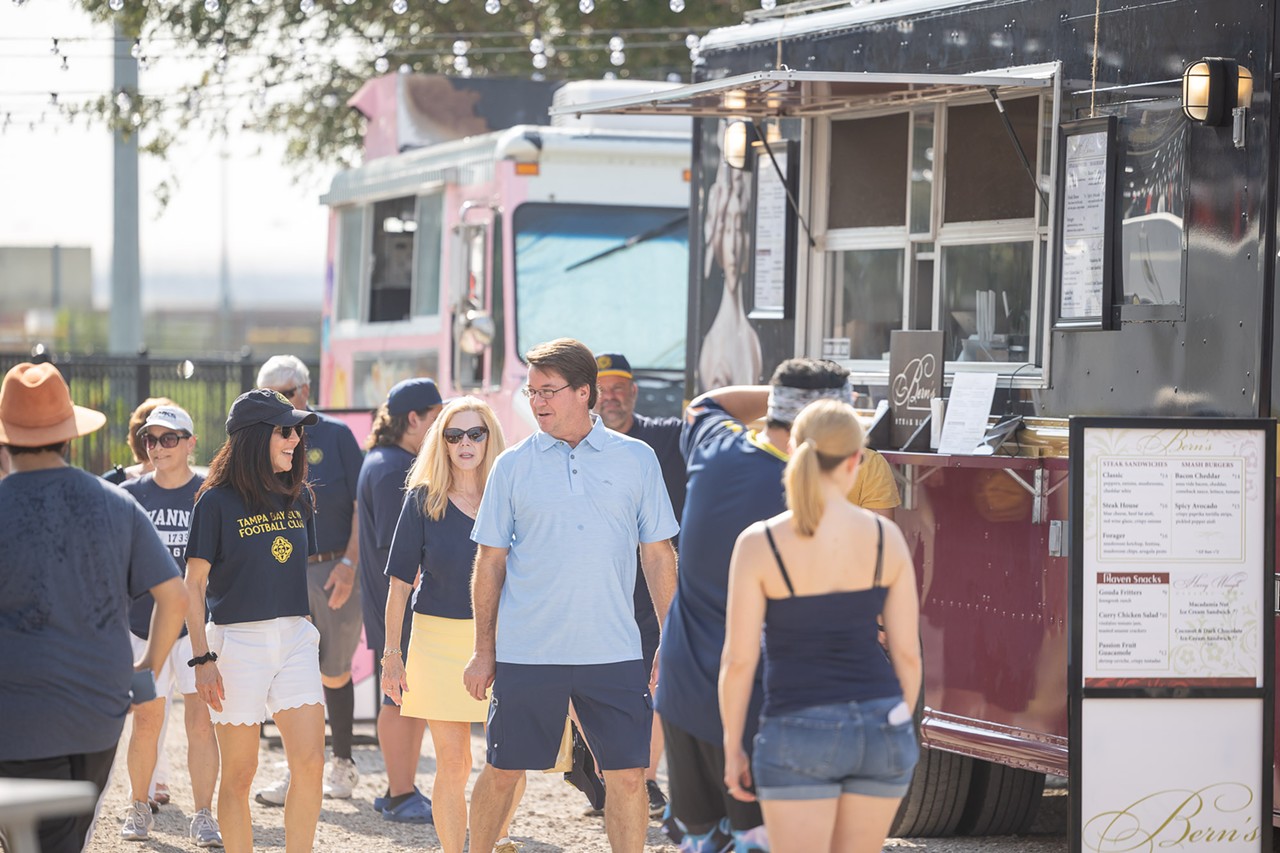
left=890, top=746, right=975, bottom=837
left=956, top=759, right=1046, bottom=836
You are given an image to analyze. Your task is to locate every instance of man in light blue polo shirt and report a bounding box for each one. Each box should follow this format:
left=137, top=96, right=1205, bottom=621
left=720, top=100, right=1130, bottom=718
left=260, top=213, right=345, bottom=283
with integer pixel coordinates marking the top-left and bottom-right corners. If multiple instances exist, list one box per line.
left=464, top=337, right=679, bottom=853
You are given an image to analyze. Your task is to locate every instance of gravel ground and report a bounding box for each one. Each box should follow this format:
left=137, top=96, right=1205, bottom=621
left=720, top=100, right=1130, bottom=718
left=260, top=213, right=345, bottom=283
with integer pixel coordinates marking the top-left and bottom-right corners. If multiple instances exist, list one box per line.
left=85, top=697, right=1067, bottom=852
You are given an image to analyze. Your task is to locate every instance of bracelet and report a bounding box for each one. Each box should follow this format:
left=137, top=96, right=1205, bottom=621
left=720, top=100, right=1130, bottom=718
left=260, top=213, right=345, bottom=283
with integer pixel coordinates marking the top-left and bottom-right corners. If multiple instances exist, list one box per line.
left=340, top=556, right=355, bottom=568
left=381, top=648, right=402, bottom=661
left=187, top=651, right=218, bottom=668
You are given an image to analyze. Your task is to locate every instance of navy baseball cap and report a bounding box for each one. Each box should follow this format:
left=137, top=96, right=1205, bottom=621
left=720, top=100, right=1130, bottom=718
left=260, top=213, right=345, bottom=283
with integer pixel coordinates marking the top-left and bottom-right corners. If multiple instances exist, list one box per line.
left=387, top=378, right=443, bottom=416
left=226, top=388, right=319, bottom=434
left=595, top=352, right=633, bottom=379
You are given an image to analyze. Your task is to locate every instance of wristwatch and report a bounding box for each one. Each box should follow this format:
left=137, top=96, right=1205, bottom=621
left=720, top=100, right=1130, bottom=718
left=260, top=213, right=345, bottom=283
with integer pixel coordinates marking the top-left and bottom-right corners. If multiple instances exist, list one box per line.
left=187, top=651, right=218, bottom=668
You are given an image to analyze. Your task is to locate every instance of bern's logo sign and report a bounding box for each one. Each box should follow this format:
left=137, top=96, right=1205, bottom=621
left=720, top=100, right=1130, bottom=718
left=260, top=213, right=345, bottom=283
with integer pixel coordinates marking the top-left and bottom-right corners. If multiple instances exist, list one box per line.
left=271, top=536, right=293, bottom=564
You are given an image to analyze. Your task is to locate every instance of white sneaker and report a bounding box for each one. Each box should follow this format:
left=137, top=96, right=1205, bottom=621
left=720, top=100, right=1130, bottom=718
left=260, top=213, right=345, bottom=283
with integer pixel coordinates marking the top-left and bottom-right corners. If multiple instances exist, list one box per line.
left=254, top=771, right=290, bottom=807
left=121, top=800, right=154, bottom=841
left=323, top=757, right=359, bottom=799
left=190, top=808, right=224, bottom=848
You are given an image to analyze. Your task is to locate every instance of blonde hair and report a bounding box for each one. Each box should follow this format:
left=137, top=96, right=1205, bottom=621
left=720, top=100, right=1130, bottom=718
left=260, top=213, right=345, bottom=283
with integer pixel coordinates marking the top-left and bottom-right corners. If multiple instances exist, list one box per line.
left=784, top=399, right=865, bottom=537
left=405, top=397, right=506, bottom=521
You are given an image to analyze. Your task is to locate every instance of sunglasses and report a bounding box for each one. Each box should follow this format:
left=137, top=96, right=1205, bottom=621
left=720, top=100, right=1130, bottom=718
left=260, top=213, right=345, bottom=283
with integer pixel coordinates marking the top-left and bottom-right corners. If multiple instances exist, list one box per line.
left=142, top=432, right=190, bottom=449
left=443, top=426, right=489, bottom=444
left=274, top=425, right=305, bottom=439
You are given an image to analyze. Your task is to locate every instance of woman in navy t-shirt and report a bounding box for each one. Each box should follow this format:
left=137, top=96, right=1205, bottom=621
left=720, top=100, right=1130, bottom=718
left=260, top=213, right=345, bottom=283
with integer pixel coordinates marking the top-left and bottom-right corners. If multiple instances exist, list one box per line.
left=184, top=389, right=322, bottom=852
left=719, top=399, right=922, bottom=853
left=380, top=397, right=525, bottom=853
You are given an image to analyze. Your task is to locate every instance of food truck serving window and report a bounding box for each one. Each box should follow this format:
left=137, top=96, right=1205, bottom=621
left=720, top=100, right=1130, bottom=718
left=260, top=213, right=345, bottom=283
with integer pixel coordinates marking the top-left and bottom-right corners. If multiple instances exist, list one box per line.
left=820, top=92, right=1047, bottom=368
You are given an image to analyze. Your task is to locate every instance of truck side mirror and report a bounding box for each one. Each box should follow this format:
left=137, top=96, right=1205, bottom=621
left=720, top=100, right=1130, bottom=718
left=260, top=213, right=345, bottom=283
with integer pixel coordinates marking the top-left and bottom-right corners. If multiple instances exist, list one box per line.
left=458, top=308, right=495, bottom=355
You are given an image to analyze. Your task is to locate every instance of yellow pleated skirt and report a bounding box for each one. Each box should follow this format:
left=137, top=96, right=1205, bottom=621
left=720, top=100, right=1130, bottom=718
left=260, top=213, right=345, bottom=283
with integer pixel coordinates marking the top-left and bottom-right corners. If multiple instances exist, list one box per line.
left=400, top=613, right=489, bottom=723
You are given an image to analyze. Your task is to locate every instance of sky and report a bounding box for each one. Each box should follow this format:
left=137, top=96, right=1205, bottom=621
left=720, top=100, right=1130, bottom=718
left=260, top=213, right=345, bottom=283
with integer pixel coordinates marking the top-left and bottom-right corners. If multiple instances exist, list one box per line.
left=0, top=1, right=331, bottom=310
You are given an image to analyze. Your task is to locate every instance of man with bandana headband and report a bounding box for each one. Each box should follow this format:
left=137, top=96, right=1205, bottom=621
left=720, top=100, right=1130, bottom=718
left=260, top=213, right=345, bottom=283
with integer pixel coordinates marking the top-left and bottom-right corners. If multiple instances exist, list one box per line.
left=656, top=358, right=899, bottom=853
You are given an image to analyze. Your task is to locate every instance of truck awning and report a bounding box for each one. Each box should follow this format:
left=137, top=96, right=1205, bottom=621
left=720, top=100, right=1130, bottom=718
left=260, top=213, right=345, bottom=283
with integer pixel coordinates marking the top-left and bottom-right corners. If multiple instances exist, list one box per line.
left=549, top=68, right=1053, bottom=120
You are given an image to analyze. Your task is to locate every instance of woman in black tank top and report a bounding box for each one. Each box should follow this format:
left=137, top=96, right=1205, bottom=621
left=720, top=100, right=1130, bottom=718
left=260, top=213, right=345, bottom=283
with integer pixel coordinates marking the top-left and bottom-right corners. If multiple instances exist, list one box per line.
left=719, top=399, right=922, bottom=853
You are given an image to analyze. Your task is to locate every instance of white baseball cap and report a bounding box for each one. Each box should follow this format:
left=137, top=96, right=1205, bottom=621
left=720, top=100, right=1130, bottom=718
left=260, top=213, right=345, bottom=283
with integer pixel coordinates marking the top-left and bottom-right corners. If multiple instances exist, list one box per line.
left=139, top=404, right=195, bottom=436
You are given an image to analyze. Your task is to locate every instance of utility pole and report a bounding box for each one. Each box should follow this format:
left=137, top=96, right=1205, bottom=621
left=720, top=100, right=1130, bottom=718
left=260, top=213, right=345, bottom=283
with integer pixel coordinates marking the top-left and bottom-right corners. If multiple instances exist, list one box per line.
left=109, top=25, right=141, bottom=355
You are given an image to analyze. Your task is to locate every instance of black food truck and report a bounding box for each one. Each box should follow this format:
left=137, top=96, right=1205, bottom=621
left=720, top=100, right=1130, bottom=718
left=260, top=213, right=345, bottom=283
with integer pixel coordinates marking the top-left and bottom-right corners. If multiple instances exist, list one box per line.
left=555, top=0, right=1280, bottom=842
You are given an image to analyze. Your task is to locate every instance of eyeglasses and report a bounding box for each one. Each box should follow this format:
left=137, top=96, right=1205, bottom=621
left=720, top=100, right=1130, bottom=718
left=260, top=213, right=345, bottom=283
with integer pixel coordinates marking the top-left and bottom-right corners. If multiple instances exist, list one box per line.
left=443, top=426, right=489, bottom=444
left=142, top=432, right=190, bottom=449
left=274, top=425, right=304, bottom=439
left=521, top=383, right=571, bottom=400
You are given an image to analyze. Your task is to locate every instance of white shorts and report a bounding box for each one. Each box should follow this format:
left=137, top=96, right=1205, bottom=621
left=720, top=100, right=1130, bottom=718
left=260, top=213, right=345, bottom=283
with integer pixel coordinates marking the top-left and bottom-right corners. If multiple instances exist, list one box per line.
left=205, top=616, right=324, bottom=727
left=130, top=633, right=196, bottom=697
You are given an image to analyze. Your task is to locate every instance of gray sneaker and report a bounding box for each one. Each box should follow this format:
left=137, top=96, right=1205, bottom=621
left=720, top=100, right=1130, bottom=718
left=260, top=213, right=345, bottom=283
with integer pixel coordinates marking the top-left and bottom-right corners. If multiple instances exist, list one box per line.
left=121, top=800, right=154, bottom=841
left=190, top=808, right=224, bottom=848
left=254, top=771, right=290, bottom=807
left=323, top=757, right=359, bottom=799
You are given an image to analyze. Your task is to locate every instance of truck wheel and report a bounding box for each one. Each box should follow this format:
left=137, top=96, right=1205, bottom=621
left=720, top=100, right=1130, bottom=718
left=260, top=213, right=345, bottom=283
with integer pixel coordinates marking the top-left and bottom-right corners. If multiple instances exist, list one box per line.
left=956, top=759, right=1046, bottom=836
left=890, top=747, right=974, bottom=837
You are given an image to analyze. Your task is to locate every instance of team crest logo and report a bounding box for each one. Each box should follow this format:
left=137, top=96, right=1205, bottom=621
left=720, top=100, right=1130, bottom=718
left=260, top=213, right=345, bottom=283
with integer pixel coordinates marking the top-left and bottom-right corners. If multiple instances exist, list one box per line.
left=271, top=536, right=293, bottom=564
left=596, top=355, right=612, bottom=371
left=272, top=391, right=291, bottom=405
left=307, top=448, right=324, bottom=465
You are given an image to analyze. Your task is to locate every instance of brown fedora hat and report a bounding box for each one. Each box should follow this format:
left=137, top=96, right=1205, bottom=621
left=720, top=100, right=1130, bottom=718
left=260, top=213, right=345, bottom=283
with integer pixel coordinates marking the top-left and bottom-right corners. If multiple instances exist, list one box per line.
left=0, top=363, right=106, bottom=447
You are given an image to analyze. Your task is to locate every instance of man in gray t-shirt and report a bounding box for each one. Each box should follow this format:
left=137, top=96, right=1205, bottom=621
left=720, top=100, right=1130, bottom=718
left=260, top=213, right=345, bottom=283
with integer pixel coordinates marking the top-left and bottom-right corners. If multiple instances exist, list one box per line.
left=0, top=363, right=187, bottom=853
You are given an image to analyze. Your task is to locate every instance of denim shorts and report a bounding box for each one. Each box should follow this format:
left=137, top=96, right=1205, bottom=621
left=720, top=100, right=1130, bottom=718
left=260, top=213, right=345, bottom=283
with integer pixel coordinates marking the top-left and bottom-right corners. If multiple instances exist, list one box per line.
left=752, top=695, right=918, bottom=800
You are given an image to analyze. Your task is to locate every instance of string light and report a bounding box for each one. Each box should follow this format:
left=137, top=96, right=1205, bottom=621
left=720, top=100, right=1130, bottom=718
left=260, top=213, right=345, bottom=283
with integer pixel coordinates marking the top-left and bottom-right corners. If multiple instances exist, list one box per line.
left=452, top=39, right=468, bottom=55
left=532, top=52, right=547, bottom=69
left=485, top=0, right=500, bottom=12
left=300, top=0, right=315, bottom=14
left=204, top=0, right=220, bottom=13
left=761, top=0, right=776, bottom=8
left=108, top=0, right=123, bottom=9
left=374, top=56, right=389, bottom=72
left=529, top=37, right=544, bottom=54
left=392, top=0, right=408, bottom=11
left=670, top=0, right=684, bottom=11
left=579, top=0, right=594, bottom=12
left=608, top=35, right=624, bottom=52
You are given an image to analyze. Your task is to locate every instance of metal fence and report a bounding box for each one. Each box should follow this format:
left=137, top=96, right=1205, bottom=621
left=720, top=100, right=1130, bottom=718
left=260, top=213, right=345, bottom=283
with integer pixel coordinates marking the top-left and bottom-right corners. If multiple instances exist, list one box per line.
left=0, top=349, right=258, bottom=474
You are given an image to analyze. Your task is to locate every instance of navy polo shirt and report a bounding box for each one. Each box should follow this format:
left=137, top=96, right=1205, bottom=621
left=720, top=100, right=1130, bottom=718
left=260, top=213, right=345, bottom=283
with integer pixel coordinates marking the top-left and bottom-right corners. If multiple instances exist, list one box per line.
left=187, top=486, right=317, bottom=625
left=122, top=472, right=204, bottom=639
left=304, top=411, right=363, bottom=553
left=356, top=444, right=416, bottom=653
left=623, top=413, right=686, bottom=632
left=386, top=491, right=478, bottom=619
left=656, top=400, right=786, bottom=745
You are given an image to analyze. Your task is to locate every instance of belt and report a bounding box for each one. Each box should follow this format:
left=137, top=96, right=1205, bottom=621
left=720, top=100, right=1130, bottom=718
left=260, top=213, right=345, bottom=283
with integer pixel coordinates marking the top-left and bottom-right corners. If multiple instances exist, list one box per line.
left=308, top=550, right=345, bottom=564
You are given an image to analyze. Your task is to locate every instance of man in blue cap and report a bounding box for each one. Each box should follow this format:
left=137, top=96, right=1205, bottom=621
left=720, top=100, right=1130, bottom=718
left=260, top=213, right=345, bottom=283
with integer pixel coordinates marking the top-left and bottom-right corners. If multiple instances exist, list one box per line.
left=356, top=377, right=443, bottom=822
left=590, top=351, right=686, bottom=820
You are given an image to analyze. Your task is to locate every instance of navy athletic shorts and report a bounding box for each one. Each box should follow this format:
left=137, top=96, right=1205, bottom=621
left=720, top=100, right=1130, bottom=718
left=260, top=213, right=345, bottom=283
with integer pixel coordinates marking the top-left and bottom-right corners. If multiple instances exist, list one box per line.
left=487, top=660, right=652, bottom=771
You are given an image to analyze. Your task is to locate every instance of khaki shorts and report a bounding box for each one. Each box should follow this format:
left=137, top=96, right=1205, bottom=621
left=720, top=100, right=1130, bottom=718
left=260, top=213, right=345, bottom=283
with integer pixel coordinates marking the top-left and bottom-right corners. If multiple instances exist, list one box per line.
left=305, top=557, right=364, bottom=678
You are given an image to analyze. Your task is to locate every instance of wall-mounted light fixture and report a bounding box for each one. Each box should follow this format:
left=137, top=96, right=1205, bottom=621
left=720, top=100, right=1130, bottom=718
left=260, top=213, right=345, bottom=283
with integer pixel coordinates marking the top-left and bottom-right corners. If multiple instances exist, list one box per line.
left=1183, top=57, right=1253, bottom=149
left=722, top=119, right=784, bottom=170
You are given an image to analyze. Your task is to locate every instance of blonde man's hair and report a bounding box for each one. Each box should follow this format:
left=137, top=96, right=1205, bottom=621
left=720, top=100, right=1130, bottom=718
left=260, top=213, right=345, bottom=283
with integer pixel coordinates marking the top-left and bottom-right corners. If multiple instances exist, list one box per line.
left=405, top=397, right=507, bottom=521
left=784, top=399, right=865, bottom=537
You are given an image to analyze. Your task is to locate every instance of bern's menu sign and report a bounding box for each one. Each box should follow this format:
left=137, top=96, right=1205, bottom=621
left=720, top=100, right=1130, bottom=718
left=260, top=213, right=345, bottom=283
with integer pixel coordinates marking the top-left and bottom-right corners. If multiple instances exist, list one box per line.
left=888, top=330, right=944, bottom=449
left=1080, top=426, right=1266, bottom=688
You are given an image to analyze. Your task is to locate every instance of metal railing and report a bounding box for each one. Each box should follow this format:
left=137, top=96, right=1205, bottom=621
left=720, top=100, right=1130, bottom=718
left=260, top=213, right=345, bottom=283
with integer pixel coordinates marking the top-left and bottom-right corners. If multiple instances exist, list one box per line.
left=0, top=348, right=260, bottom=474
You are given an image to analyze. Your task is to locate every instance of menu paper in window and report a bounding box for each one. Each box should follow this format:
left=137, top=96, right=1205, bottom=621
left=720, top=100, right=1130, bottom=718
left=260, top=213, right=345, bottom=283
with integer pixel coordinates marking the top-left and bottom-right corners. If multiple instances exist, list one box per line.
left=1080, top=427, right=1266, bottom=687
left=1060, top=129, right=1110, bottom=319
left=752, top=150, right=787, bottom=317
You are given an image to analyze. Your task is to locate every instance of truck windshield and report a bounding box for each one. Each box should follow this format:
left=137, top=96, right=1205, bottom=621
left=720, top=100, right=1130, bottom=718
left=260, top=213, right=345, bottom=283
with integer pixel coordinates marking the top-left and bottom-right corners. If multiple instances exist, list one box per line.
left=514, top=203, right=688, bottom=370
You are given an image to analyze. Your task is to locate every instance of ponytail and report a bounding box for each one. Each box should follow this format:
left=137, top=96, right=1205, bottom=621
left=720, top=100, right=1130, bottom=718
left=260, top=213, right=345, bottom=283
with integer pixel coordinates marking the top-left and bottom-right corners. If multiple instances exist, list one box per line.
left=782, top=398, right=866, bottom=537
left=785, top=440, right=826, bottom=536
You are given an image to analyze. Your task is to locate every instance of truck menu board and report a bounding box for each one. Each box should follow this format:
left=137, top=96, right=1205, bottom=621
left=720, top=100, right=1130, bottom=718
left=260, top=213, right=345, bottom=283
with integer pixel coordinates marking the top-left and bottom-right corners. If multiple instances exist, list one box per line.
left=1069, top=418, right=1274, bottom=853
left=1080, top=425, right=1265, bottom=687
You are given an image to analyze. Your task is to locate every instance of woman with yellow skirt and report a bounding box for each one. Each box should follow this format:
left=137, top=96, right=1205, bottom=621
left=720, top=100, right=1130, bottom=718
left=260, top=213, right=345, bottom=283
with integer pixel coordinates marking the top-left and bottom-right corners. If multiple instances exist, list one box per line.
left=381, top=397, right=524, bottom=853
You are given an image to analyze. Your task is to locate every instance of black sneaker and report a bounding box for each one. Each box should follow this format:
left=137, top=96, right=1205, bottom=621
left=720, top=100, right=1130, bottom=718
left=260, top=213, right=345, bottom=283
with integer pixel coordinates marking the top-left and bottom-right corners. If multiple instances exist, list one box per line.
left=563, top=722, right=605, bottom=810
left=646, top=780, right=667, bottom=819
